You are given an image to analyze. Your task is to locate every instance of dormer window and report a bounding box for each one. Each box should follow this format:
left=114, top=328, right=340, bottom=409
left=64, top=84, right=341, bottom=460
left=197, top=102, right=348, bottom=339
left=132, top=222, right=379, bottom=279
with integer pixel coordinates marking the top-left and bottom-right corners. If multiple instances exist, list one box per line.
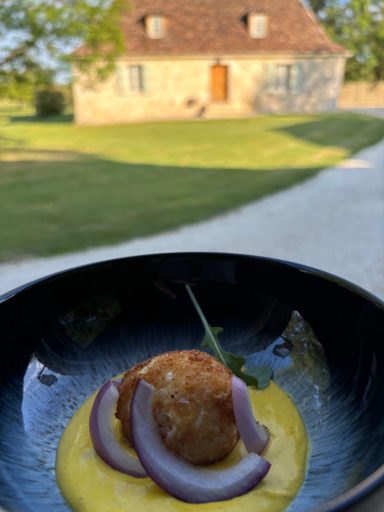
left=146, top=15, right=165, bottom=39
left=248, top=14, right=267, bottom=38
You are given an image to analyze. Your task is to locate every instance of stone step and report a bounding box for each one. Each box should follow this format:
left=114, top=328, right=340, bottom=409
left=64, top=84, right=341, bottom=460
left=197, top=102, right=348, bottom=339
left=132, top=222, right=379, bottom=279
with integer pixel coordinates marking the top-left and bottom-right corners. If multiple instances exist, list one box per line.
left=204, top=103, right=251, bottom=119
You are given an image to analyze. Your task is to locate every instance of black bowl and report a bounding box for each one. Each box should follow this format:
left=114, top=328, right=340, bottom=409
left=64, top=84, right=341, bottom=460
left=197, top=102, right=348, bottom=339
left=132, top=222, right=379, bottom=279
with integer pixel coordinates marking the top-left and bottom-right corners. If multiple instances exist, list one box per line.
left=0, top=253, right=383, bottom=512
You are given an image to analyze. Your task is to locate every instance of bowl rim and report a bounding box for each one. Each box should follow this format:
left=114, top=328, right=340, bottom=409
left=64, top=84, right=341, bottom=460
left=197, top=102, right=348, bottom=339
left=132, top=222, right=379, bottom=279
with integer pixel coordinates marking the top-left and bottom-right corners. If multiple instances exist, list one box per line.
left=0, top=251, right=383, bottom=512
left=1, top=252, right=383, bottom=308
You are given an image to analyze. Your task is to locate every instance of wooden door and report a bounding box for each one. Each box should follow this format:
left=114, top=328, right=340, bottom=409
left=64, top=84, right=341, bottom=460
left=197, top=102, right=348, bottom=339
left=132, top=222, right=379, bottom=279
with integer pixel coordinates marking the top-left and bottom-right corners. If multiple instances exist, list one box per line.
left=211, top=65, right=228, bottom=102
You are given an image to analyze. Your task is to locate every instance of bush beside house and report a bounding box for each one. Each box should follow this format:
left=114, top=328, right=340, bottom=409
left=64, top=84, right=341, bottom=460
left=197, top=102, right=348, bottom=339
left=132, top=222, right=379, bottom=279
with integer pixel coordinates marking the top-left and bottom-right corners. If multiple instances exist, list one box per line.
left=35, top=90, right=66, bottom=116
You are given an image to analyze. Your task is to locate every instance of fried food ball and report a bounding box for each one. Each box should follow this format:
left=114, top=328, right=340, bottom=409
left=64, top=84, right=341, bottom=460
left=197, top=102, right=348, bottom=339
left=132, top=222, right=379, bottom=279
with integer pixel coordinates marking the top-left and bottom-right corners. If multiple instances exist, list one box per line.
left=116, top=350, right=238, bottom=465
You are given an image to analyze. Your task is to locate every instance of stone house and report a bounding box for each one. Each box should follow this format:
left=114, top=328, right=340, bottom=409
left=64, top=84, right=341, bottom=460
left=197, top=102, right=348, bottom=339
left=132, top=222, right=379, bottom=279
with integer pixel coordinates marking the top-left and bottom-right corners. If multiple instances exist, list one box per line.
left=72, top=0, right=348, bottom=125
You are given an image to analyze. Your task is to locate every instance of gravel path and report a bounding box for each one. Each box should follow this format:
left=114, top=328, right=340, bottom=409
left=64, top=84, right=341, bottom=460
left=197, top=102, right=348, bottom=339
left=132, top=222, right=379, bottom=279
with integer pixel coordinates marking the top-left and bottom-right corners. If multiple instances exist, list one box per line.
left=1, top=139, right=383, bottom=299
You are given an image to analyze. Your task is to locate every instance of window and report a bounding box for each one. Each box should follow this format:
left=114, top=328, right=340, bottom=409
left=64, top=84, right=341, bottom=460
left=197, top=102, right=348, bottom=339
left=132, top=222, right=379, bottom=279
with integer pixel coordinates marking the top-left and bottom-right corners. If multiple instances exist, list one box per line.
left=116, top=64, right=146, bottom=94
left=274, top=65, right=291, bottom=93
left=128, top=65, right=145, bottom=93
left=146, top=15, right=165, bottom=38
left=268, top=63, right=302, bottom=94
left=248, top=14, right=267, bottom=38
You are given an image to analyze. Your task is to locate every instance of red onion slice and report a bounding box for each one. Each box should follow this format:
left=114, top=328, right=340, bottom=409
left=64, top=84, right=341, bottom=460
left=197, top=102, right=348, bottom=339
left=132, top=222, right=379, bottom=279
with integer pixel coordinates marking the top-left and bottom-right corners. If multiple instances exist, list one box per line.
left=89, top=380, right=147, bottom=477
left=231, top=376, right=270, bottom=454
left=131, top=379, right=271, bottom=503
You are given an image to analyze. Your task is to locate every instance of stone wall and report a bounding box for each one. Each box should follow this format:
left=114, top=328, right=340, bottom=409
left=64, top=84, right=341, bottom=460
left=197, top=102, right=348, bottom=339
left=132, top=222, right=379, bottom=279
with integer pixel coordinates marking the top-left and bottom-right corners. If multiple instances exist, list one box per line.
left=73, top=55, right=346, bottom=125
left=72, top=58, right=212, bottom=125
left=338, top=81, right=384, bottom=108
left=254, top=57, right=345, bottom=114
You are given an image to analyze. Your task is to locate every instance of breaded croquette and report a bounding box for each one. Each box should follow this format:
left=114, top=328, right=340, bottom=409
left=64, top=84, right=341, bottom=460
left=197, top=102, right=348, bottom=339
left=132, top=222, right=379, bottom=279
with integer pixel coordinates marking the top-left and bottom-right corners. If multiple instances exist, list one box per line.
left=116, top=350, right=238, bottom=465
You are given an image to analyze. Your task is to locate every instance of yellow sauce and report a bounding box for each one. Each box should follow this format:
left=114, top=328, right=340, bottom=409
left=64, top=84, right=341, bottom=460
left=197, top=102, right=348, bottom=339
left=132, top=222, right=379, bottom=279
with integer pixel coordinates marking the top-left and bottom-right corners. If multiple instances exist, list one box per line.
left=56, top=381, right=308, bottom=512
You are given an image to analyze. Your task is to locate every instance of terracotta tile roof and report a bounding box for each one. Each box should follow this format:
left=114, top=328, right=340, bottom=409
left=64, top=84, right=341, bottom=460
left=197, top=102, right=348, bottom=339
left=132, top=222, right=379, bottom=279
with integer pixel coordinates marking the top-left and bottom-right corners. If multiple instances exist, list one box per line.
left=117, top=0, right=347, bottom=56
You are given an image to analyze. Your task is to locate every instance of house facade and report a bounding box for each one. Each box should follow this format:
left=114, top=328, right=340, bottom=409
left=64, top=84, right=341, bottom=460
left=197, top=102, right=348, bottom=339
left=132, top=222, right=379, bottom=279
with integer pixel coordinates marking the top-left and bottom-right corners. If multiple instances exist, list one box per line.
left=72, top=0, right=348, bottom=125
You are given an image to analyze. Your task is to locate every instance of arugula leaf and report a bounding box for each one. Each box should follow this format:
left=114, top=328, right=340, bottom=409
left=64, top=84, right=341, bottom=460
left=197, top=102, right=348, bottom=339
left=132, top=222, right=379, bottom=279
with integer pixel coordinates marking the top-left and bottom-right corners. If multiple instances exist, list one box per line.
left=242, top=364, right=273, bottom=390
left=186, top=285, right=272, bottom=389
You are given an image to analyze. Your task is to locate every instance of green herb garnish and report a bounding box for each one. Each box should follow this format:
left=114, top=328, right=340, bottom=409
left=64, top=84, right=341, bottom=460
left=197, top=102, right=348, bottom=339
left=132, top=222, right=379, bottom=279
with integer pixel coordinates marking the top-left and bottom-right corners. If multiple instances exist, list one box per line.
left=186, top=285, right=272, bottom=389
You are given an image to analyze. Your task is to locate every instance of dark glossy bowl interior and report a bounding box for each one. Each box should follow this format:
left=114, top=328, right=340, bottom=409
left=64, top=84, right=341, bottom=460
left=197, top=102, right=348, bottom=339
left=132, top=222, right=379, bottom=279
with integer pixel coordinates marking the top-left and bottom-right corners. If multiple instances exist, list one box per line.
left=0, top=253, right=383, bottom=512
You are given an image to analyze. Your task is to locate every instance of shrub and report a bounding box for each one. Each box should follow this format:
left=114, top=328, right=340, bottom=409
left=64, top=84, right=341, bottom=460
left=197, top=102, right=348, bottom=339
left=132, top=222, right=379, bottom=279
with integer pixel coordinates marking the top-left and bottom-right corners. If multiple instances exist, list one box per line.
left=35, top=90, right=66, bottom=116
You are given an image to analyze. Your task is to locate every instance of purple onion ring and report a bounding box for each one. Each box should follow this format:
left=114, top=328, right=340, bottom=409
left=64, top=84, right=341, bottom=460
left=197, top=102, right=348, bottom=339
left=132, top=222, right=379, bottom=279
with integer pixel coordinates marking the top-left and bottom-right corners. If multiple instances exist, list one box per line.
left=231, top=376, right=270, bottom=454
left=130, top=378, right=271, bottom=503
left=89, top=379, right=147, bottom=477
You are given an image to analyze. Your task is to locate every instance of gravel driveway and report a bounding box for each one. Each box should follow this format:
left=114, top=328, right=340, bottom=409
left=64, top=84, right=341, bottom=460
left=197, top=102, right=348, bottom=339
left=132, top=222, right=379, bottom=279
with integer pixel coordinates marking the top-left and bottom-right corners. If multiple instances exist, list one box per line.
left=1, top=138, right=383, bottom=299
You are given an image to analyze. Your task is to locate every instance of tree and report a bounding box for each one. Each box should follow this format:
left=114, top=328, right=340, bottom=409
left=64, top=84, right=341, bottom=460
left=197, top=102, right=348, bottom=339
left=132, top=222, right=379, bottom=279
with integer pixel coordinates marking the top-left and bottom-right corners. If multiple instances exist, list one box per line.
left=306, top=0, right=384, bottom=81
left=0, top=0, right=127, bottom=100
left=306, top=0, right=329, bottom=15
left=0, top=64, right=54, bottom=104
left=333, top=0, right=384, bottom=81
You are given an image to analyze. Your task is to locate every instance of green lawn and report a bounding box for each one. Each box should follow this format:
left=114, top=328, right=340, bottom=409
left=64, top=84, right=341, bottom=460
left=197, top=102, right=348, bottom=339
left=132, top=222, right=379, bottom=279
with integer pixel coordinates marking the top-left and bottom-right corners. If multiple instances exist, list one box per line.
left=0, top=107, right=383, bottom=262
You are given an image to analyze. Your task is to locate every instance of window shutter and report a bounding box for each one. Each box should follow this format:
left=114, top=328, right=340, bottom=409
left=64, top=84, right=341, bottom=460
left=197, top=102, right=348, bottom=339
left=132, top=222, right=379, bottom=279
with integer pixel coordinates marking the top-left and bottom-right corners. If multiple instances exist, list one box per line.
left=115, top=64, right=125, bottom=95
left=141, top=65, right=147, bottom=93
left=290, top=63, right=302, bottom=94
left=266, top=63, right=276, bottom=93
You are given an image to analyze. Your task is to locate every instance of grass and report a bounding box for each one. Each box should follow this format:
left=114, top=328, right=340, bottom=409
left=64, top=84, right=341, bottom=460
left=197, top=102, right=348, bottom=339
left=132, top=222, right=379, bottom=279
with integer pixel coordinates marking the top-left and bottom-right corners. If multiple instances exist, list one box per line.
left=0, top=107, right=383, bottom=262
